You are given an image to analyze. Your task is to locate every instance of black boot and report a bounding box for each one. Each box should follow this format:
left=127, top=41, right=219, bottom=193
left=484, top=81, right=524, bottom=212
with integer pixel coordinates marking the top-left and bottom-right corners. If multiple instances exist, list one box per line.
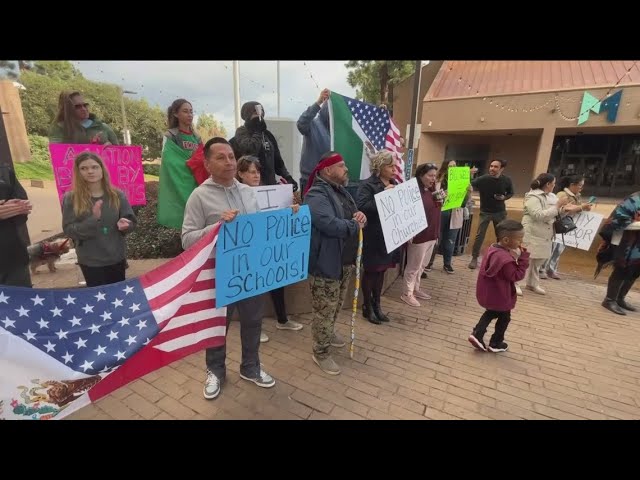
left=602, top=298, right=627, bottom=315
left=618, top=298, right=637, bottom=312
left=363, top=299, right=382, bottom=324
left=372, top=297, right=390, bottom=323
left=617, top=280, right=637, bottom=311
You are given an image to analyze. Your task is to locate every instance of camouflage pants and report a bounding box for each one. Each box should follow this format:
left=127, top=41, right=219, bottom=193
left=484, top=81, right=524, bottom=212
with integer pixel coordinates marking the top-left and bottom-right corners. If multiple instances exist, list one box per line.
left=309, top=265, right=354, bottom=359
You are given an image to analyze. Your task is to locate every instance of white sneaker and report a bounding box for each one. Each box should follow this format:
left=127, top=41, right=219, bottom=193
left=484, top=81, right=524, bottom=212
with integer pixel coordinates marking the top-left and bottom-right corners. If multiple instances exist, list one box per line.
left=260, top=332, right=269, bottom=343
left=413, top=290, right=432, bottom=300
left=240, top=369, right=276, bottom=388
left=203, top=370, right=221, bottom=400
left=515, top=285, right=523, bottom=296
left=276, top=318, right=303, bottom=331
left=526, top=285, right=546, bottom=295
left=401, top=294, right=421, bottom=307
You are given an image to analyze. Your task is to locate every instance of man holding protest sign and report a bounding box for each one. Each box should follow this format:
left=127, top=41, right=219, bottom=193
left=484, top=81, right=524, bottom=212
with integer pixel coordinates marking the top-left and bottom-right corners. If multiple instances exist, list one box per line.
left=182, top=137, right=275, bottom=400
left=304, top=152, right=367, bottom=375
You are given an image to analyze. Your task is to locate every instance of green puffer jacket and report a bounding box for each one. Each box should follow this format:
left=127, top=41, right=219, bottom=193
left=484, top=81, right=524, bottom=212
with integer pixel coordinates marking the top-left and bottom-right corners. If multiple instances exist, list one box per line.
left=49, top=114, right=119, bottom=145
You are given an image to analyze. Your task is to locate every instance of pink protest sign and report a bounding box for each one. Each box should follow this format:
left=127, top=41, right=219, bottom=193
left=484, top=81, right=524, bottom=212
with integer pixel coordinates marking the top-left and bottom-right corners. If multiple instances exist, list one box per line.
left=48, top=144, right=147, bottom=206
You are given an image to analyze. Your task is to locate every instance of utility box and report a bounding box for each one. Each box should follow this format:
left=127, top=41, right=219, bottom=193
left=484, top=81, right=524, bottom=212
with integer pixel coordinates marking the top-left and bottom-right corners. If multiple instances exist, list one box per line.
left=266, top=117, right=302, bottom=184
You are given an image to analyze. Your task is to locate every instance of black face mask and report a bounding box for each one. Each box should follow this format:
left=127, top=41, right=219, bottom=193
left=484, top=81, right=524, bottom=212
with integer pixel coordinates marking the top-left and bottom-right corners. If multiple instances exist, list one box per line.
left=246, top=116, right=267, bottom=132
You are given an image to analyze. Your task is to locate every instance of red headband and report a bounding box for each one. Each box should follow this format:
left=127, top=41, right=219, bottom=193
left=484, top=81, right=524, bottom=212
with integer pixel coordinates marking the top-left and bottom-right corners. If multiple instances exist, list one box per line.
left=304, top=153, right=344, bottom=195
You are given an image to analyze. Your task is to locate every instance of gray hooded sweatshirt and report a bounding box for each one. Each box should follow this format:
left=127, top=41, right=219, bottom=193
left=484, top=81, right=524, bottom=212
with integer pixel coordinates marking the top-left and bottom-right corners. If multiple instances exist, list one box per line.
left=182, top=177, right=259, bottom=250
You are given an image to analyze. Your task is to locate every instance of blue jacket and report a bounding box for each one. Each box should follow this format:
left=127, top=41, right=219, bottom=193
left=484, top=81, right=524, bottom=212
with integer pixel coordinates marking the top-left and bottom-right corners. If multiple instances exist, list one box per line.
left=304, top=176, right=359, bottom=280
left=297, top=102, right=330, bottom=182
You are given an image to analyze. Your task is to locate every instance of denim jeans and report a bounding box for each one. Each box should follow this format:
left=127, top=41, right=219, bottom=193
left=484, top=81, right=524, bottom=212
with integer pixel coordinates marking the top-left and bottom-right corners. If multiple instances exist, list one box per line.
left=542, top=242, right=565, bottom=273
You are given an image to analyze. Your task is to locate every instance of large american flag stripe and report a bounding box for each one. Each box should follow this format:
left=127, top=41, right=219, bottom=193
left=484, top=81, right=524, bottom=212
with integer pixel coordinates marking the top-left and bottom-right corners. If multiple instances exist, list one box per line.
left=0, top=223, right=226, bottom=418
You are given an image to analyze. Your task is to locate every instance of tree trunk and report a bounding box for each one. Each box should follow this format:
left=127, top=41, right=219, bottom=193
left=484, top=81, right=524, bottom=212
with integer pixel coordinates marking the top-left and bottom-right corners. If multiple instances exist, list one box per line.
left=379, top=62, right=389, bottom=105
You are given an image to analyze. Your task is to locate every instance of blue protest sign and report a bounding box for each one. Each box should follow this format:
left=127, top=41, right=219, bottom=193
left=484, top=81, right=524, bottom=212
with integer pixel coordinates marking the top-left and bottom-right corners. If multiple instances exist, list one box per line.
left=215, top=205, right=311, bottom=307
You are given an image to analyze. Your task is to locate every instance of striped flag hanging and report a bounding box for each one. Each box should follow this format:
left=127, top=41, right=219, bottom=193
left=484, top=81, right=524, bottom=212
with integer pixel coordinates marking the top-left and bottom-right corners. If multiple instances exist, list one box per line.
left=329, top=92, right=405, bottom=183
left=0, top=224, right=224, bottom=420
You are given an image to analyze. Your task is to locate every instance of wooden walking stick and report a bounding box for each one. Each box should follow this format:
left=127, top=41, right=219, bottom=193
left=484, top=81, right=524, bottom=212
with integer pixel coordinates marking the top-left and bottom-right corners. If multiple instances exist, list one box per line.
left=350, top=227, right=363, bottom=359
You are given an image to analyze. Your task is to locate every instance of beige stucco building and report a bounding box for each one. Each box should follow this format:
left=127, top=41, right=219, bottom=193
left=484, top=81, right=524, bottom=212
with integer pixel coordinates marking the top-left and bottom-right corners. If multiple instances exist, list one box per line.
left=404, top=61, right=640, bottom=200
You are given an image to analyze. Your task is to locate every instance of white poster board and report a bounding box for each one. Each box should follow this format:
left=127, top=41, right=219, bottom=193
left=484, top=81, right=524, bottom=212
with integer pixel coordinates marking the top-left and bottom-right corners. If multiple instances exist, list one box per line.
left=374, top=177, right=428, bottom=254
left=253, top=184, right=294, bottom=211
left=554, top=211, right=604, bottom=250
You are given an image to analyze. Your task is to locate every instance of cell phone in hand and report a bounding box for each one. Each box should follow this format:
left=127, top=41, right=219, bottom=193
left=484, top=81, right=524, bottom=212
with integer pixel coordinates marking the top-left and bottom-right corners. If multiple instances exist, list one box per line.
left=588, top=196, right=597, bottom=204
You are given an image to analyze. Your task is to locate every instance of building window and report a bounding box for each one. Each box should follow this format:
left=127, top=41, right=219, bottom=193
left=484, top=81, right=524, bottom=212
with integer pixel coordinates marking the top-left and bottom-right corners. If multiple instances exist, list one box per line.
left=549, top=134, right=640, bottom=198
left=444, top=144, right=490, bottom=173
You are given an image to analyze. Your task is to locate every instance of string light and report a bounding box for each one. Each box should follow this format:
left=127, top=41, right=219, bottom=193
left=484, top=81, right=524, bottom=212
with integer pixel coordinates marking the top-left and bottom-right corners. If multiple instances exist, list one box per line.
left=449, top=61, right=639, bottom=117
left=302, top=61, right=320, bottom=89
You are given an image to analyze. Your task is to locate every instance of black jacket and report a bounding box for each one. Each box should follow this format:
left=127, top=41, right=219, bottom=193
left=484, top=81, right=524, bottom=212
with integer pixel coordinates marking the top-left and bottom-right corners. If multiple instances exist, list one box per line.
left=0, top=165, right=29, bottom=271
left=230, top=121, right=291, bottom=186
left=356, top=174, right=403, bottom=268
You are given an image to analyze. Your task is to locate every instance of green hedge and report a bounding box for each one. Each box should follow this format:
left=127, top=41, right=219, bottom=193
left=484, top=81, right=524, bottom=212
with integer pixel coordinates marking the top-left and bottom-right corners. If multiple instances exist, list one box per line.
left=29, top=134, right=52, bottom=163
left=143, top=163, right=160, bottom=177
left=127, top=181, right=183, bottom=259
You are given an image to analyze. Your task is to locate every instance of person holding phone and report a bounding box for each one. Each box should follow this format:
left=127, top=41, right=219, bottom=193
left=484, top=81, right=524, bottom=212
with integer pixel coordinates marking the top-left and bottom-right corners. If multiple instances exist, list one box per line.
left=468, top=159, right=514, bottom=270
left=542, top=175, right=592, bottom=279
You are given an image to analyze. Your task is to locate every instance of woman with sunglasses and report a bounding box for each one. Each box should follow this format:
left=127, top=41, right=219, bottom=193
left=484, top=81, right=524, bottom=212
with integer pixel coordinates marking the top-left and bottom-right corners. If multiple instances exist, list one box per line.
left=49, top=91, right=119, bottom=145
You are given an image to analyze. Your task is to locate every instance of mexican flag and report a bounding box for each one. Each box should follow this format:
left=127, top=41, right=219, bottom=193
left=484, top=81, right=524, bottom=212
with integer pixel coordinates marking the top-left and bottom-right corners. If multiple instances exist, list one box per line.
left=157, top=139, right=199, bottom=230
left=328, top=91, right=404, bottom=183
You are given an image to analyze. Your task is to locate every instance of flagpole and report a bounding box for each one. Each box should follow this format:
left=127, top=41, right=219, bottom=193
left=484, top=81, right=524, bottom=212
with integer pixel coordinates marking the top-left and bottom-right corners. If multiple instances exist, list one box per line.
left=406, top=60, right=422, bottom=178
left=233, top=61, right=241, bottom=130
left=277, top=61, right=281, bottom=117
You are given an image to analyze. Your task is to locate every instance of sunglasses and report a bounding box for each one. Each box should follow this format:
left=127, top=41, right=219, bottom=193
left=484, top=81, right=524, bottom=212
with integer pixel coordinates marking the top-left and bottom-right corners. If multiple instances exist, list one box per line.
left=74, top=103, right=89, bottom=110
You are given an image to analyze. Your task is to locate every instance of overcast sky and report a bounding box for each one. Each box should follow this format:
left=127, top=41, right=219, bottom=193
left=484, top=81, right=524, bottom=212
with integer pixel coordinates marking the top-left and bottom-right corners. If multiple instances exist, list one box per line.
left=72, top=61, right=357, bottom=135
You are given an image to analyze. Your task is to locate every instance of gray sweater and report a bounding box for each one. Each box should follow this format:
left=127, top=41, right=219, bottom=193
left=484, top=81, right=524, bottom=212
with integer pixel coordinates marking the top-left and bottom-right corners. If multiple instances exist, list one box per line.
left=62, top=189, right=136, bottom=267
left=182, top=178, right=259, bottom=250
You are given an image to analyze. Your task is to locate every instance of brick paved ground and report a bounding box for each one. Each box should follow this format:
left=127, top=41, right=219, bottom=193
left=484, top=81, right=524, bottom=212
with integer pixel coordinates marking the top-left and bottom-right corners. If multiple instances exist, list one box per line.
left=45, top=253, right=640, bottom=421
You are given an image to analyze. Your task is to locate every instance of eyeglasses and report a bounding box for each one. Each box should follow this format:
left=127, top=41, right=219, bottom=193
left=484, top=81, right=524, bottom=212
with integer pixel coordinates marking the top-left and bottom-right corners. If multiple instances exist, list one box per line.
left=74, top=103, right=89, bottom=110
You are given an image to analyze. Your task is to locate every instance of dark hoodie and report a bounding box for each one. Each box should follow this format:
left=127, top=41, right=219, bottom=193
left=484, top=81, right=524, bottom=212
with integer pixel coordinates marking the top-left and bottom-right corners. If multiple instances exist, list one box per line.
left=476, top=244, right=530, bottom=311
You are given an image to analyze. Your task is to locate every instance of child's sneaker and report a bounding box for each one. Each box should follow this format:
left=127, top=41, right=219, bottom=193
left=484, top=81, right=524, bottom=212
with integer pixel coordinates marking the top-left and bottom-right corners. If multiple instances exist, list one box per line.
left=489, top=341, right=509, bottom=353
left=468, top=333, right=487, bottom=352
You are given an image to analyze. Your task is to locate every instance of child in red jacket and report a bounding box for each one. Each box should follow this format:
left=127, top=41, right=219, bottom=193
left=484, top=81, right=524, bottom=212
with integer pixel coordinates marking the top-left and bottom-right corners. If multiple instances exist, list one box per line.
left=469, top=219, right=530, bottom=353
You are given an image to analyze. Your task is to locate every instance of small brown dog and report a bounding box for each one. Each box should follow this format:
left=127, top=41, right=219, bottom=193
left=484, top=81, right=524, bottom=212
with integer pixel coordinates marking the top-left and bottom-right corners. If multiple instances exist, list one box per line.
left=27, top=238, right=71, bottom=274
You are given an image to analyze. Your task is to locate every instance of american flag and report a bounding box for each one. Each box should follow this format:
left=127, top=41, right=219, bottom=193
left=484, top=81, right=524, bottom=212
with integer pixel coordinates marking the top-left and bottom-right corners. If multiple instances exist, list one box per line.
left=345, top=98, right=405, bottom=183
left=0, top=224, right=225, bottom=420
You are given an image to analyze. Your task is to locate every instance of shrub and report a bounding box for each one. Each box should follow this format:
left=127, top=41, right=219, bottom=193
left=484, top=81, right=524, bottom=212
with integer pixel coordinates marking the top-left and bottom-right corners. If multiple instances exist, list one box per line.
left=126, top=181, right=183, bottom=259
left=142, top=163, right=160, bottom=177
left=29, top=135, right=52, bottom=163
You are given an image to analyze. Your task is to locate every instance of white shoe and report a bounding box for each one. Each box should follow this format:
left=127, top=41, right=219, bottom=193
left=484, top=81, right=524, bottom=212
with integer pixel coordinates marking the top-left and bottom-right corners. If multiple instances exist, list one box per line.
left=203, top=370, right=221, bottom=400
left=401, top=294, right=421, bottom=307
left=413, top=290, right=432, bottom=300
left=276, top=318, right=303, bottom=331
left=260, top=332, right=269, bottom=343
left=526, top=285, right=546, bottom=295
left=515, top=285, right=523, bottom=296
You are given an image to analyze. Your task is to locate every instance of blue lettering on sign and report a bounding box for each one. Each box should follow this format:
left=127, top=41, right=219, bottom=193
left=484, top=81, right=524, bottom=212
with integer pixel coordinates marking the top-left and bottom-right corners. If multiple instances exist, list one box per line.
left=216, top=206, right=311, bottom=307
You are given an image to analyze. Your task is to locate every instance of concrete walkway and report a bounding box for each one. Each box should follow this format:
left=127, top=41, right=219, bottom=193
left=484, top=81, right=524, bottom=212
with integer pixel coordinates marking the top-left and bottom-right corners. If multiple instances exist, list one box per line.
left=33, top=254, right=640, bottom=420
